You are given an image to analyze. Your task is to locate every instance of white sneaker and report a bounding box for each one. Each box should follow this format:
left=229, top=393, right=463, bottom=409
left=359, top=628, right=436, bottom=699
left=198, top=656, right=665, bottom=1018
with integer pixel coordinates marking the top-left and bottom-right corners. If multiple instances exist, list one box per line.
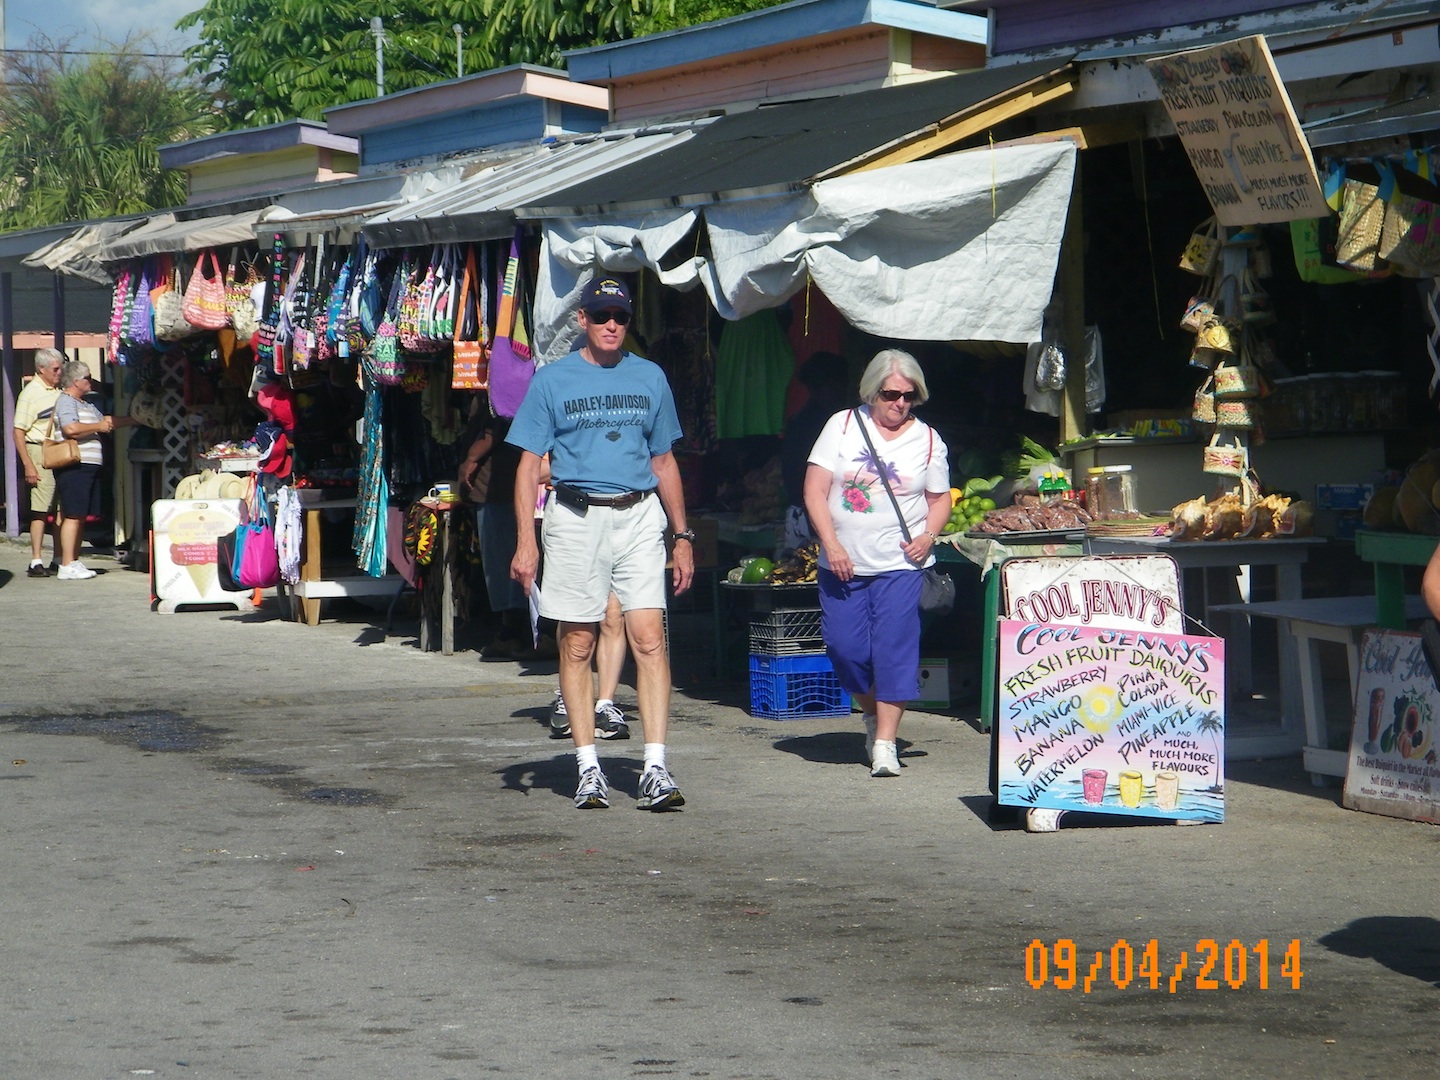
left=57, top=561, right=96, bottom=580
left=862, top=713, right=878, bottom=763
left=870, top=740, right=900, bottom=778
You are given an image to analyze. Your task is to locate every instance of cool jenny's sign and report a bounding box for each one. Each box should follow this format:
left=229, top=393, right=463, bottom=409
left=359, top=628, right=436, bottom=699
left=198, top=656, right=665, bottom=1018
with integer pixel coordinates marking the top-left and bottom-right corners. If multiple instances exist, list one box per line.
left=996, top=621, right=1225, bottom=823
left=1343, top=629, right=1440, bottom=824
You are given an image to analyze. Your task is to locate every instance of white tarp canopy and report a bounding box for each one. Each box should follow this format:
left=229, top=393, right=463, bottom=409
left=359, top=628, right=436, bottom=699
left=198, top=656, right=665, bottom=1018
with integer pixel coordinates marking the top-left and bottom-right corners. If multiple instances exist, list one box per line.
left=534, top=140, right=1077, bottom=361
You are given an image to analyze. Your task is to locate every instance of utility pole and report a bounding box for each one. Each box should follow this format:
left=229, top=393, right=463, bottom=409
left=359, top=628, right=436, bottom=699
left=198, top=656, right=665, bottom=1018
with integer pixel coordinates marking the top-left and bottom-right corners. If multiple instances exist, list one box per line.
left=454, top=24, right=463, bottom=78
left=371, top=16, right=385, bottom=97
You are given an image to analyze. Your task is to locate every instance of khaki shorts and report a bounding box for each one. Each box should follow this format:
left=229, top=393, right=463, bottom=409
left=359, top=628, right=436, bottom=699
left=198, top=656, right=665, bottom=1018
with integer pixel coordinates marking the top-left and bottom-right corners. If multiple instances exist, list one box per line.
left=538, top=492, right=667, bottom=622
left=25, top=444, right=57, bottom=516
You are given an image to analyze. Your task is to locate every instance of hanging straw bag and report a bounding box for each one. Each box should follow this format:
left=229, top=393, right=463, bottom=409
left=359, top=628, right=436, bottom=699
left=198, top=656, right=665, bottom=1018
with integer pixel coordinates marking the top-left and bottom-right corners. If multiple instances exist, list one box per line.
left=1180, top=216, right=1221, bottom=276
left=227, top=254, right=261, bottom=340
left=1202, top=432, right=1248, bottom=478
left=1215, top=399, right=1260, bottom=429
left=451, top=245, right=488, bottom=391
left=1192, top=374, right=1217, bottom=424
left=1335, top=168, right=1387, bottom=271
left=182, top=251, right=230, bottom=330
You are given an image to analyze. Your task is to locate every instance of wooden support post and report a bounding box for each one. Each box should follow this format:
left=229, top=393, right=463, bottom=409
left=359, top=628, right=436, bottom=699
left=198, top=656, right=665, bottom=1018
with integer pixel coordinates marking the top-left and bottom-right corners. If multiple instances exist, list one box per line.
left=1059, top=156, right=1087, bottom=443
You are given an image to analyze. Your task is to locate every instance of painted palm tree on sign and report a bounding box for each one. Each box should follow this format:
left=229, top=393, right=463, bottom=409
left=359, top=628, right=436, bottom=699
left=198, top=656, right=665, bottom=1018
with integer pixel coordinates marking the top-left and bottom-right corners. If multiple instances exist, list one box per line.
left=1196, top=711, right=1224, bottom=793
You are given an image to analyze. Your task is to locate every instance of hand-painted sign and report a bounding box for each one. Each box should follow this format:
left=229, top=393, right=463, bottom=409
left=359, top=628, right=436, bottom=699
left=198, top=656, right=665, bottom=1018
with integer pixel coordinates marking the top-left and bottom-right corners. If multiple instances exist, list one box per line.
left=1001, top=555, right=1184, bottom=634
left=996, top=620, right=1225, bottom=822
left=1343, top=629, right=1440, bottom=823
left=1147, top=35, right=1324, bottom=225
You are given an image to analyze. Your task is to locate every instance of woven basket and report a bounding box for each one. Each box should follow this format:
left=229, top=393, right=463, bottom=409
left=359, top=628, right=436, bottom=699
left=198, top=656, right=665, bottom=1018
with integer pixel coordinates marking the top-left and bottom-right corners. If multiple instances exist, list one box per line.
left=1214, top=363, right=1261, bottom=400
left=1215, top=399, right=1259, bottom=429
left=1202, top=434, right=1248, bottom=477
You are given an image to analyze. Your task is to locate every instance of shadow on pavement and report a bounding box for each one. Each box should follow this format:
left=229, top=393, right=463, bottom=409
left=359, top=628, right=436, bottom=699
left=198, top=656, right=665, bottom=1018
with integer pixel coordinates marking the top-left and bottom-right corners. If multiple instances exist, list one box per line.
left=1319, top=916, right=1440, bottom=987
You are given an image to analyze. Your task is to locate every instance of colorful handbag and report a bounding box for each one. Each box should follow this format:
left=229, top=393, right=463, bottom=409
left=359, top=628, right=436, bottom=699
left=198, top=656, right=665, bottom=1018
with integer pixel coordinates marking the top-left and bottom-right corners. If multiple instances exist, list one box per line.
left=451, top=245, right=488, bottom=391
left=182, top=251, right=230, bottom=330
left=488, top=229, right=535, bottom=418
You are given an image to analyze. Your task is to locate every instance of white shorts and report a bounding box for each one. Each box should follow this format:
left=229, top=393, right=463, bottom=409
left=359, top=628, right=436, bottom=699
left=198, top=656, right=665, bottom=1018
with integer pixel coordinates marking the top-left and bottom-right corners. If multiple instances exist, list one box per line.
left=539, top=491, right=667, bottom=622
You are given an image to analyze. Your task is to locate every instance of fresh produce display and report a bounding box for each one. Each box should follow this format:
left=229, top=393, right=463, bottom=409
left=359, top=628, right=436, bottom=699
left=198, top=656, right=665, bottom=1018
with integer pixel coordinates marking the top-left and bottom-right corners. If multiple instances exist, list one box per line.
left=769, top=542, right=820, bottom=583
left=968, top=493, right=1093, bottom=534
left=1363, top=450, right=1440, bottom=534
left=724, top=545, right=818, bottom=585
left=941, top=475, right=1002, bottom=534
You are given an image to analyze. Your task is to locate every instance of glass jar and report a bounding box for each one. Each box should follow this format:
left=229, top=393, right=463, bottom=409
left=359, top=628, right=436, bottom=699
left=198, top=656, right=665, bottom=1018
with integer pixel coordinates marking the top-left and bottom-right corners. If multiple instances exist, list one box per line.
left=1085, top=465, right=1136, bottom=520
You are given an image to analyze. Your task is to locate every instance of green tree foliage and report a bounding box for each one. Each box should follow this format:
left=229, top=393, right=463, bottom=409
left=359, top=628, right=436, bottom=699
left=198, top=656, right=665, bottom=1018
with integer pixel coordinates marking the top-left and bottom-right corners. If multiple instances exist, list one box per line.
left=179, top=0, right=785, bottom=128
left=0, top=35, right=220, bottom=231
left=636, top=0, right=777, bottom=36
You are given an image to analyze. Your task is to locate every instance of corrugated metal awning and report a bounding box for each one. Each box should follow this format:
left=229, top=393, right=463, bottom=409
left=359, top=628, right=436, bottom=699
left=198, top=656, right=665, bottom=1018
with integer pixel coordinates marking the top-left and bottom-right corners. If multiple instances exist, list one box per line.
left=21, top=220, right=147, bottom=283
left=97, top=210, right=268, bottom=261
left=521, top=59, right=1074, bottom=217
left=362, top=126, right=705, bottom=248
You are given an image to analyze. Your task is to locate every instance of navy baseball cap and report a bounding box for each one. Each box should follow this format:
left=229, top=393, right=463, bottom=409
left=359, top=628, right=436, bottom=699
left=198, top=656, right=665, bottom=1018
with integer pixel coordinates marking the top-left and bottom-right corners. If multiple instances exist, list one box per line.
left=582, top=276, right=632, bottom=315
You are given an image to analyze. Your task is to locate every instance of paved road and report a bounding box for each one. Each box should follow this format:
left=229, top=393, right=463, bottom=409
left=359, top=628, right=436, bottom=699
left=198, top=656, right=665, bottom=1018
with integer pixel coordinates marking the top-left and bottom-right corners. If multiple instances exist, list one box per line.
left=1, top=542, right=1436, bottom=1079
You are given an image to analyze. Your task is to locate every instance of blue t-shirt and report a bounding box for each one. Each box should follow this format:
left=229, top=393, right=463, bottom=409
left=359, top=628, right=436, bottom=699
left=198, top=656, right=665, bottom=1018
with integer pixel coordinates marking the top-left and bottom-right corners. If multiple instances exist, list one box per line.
left=506, top=351, right=683, bottom=495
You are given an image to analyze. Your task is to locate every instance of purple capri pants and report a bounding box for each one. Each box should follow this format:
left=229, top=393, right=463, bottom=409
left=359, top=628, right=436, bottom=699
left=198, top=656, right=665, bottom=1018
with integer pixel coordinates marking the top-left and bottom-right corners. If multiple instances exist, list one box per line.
left=817, top=566, right=923, bottom=703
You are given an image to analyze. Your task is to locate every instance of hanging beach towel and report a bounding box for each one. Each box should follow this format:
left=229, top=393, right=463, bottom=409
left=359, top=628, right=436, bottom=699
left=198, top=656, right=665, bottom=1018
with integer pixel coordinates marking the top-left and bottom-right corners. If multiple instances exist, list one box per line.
left=715, top=309, right=795, bottom=438
left=488, top=228, right=535, bottom=418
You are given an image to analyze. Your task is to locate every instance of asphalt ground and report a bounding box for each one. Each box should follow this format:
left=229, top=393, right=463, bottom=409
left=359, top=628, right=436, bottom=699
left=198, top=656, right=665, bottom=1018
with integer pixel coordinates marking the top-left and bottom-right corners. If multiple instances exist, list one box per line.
left=1, top=540, right=1437, bottom=1079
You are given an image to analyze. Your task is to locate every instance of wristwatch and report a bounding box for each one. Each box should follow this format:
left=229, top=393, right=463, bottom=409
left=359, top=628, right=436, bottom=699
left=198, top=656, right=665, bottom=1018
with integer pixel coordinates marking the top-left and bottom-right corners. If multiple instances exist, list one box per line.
left=670, top=529, right=696, bottom=543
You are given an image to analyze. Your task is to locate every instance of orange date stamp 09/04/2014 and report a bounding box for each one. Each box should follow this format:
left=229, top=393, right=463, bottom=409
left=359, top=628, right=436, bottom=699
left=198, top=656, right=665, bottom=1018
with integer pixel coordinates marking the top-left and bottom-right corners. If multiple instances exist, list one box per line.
left=1025, top=938, right=1303, bottom=993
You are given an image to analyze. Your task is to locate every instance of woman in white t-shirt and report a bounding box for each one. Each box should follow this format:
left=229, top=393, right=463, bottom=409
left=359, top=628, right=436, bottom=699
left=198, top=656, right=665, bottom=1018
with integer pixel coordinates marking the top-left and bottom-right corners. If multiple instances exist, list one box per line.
left=51, top=360, right=136, bottom=580
left=803, top=349, right=951, bottom=778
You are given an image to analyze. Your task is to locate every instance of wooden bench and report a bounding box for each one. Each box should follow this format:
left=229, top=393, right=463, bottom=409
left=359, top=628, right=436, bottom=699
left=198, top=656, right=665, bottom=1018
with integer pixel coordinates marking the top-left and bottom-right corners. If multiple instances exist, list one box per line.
left=1210, top=595, right=1430, bottom=784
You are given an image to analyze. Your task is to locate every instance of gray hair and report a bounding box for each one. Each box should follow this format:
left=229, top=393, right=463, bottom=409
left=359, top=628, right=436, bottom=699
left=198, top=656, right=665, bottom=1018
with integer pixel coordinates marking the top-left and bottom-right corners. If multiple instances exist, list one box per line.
left=35, top=347, right=64, bottom=371
left=858, top=348, right=929, bottom=406
left=59, top=360, right=91, bottom=390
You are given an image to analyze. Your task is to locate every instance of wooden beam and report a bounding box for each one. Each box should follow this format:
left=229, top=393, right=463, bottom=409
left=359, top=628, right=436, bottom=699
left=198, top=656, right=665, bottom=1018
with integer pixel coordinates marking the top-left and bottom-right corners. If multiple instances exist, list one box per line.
left=1059, top=155, right=1087, bottom=443
left=11, top=333, right=107, bottom=350
left=833, top=72, right=1077, bottom=176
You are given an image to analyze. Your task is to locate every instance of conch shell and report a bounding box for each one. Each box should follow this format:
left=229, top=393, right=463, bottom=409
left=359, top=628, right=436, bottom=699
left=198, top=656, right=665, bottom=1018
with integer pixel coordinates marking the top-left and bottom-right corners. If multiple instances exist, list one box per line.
left=1170, top=496, right=1208, bottom=540
left=1202, top=494, right=1245, bottom=540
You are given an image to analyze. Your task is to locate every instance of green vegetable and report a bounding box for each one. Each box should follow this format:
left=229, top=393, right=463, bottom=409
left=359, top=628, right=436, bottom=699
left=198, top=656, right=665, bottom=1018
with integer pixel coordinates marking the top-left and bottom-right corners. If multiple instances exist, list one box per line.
left=1014, top=435, right=1057, bottom=478
left=962, top=474, right=1003, bottom=497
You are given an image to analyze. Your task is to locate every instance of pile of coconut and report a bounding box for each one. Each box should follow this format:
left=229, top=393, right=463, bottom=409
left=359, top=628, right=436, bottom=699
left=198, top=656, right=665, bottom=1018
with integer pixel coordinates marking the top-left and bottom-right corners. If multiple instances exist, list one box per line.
left=1170, top=492, right=1314, bottom=541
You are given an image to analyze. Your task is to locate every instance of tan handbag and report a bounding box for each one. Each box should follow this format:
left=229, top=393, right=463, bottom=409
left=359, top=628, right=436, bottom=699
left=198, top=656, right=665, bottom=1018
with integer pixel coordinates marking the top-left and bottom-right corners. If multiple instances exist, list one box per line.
left=1335, top=175, right=1387, bottom=271
left=1180, top=216, right=1220, bottom=276
left=41, top=414, right=80, bottom=470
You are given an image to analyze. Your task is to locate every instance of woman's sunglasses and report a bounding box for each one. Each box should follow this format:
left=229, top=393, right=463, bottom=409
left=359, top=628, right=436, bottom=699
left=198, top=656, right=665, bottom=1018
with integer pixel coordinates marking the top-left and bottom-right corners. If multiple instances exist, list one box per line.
left=877, top=388, right=920, bottom=403
left=587, top=309, right=631, bottom=326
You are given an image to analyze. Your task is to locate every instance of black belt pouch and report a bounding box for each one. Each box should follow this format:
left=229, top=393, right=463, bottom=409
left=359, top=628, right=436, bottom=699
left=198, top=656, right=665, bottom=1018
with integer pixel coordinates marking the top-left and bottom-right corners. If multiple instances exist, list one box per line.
left=554, top=481, right=590, bottom=512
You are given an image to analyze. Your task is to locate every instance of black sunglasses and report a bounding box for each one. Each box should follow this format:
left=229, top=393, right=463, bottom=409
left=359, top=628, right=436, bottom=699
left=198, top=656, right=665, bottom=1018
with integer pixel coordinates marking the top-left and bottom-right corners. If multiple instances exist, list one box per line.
left=587, top=309, right=631, bottom=326
left=877, top=388, right=919, bottom=403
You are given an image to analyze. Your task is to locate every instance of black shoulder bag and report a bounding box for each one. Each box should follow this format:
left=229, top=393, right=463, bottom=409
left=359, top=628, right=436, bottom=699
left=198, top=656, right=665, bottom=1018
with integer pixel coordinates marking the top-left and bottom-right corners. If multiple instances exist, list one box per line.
left=851, top=408, right=955, bottom=617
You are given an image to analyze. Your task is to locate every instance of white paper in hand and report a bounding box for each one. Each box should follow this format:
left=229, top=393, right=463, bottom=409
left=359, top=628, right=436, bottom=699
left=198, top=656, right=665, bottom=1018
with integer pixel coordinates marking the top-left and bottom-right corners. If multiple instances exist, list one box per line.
left=529, top=582, right=543, bottom=647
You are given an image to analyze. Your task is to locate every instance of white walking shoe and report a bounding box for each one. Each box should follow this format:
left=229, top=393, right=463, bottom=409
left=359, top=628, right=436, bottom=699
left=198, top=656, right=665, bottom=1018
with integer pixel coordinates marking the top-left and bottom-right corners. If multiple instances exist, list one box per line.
left=870, top=740, right=900, bottom=778
left=57, top=561, right=96, bottom=581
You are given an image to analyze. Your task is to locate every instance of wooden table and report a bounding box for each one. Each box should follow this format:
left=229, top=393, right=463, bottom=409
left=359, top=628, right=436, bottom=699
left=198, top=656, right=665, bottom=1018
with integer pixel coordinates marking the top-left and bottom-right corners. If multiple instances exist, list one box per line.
left=1210, top=595, right=1430, bottom=783
left=285, top=495, right=406, bottom=626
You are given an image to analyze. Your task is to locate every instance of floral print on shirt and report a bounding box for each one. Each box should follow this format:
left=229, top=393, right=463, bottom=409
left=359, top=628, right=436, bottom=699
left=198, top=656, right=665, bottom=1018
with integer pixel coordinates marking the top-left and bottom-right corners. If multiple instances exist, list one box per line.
left=840, top=445, right=904, bottom=514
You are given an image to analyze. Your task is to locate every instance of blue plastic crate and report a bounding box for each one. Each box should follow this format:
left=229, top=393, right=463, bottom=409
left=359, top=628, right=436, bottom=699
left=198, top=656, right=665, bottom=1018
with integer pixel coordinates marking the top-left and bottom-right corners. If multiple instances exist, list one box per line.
left=749, top=653, right=851, bottom=720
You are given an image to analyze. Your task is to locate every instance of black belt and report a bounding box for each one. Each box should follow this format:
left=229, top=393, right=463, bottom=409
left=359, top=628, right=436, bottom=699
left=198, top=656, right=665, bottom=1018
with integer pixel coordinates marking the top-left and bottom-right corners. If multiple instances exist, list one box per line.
left=554, top=482, right=654, bottom=511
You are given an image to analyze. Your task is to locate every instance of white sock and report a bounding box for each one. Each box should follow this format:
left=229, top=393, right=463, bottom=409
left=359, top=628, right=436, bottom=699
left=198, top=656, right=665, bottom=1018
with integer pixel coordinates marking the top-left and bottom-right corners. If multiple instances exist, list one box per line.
left=643, top=743, right=666, bottom=772
left=595, top=697, right=614, bottom=713
left=29, top=559, right=43, bottom=568
left=576, top=745, right=600, bottom=775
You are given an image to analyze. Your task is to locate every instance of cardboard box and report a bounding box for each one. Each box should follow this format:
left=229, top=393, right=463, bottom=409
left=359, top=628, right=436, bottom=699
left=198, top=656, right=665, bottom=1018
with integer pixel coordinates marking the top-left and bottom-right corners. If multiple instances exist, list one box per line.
left=1315, top=483, right=1375, bottom=510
